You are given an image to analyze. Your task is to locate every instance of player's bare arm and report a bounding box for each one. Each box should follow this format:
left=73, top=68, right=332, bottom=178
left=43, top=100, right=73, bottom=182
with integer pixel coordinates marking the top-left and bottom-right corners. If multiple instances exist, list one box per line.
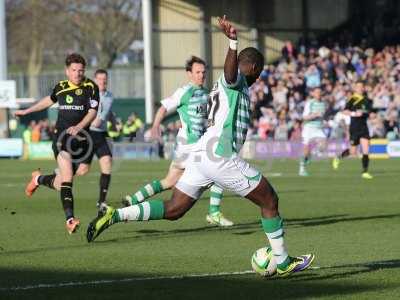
left=303, top=112, right=323, bottom=121
left=14, top=96, right=54, bottom=117
left=343, top=109, right=362, bottom=117
left=151, top=106, right=167, bottom=139
left=91, top=117, right=102, bottom=128
left=218, top=15, right=238, bottom=84
left=67, top=108, right=97, bottom=136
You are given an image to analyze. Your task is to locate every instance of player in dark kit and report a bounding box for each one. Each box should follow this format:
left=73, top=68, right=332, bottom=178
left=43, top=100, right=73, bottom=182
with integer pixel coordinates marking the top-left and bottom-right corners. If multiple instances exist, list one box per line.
left=15, top=53, right=99, bottom=234
left=74, top=69, right=114, bottom=209
left=332, top=81, right=373, bottom=179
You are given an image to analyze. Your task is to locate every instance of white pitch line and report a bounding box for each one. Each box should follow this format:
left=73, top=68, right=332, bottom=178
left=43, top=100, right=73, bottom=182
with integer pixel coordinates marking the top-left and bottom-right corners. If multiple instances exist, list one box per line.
left=267, top=173, right=282, bottom=177
left=0, top=270, right=255, bottom=291
left=1, top=261, right=394, bottom=292
left=0, top=183, right=18, bottom=187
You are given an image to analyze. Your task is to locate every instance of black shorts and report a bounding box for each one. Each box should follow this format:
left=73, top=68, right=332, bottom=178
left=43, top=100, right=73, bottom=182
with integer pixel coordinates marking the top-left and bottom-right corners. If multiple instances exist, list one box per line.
left=81, top=130, right=112, bottom=165
left=350, top=126, right=370, bottom=146
left=52, top=130, right=92, bottom=174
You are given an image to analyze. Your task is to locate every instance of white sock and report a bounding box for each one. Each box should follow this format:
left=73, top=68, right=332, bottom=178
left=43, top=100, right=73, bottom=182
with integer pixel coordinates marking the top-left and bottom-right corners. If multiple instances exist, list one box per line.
left=117, top=202, right=151, bottom=221
left=117, top=206, right=140, bottom=221
left=266, top=231, right=289, bottom=265
left=209, top=185, right=223, bottom=206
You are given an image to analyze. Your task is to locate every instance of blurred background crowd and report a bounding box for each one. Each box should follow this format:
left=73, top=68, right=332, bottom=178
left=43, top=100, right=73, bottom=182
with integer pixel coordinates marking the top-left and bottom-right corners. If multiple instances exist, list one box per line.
left=247, top=41, right=400, bottom=142
left=24, top=40, right=400, bottom=145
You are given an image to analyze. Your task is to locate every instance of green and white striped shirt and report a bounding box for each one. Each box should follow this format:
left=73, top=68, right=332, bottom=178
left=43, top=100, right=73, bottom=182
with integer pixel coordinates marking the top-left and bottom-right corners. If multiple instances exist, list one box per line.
left=303, top=98, right=326, bottom=129
left=198, top=71, right=250, bottom=158
left=161, top=84, right=209, bottom=145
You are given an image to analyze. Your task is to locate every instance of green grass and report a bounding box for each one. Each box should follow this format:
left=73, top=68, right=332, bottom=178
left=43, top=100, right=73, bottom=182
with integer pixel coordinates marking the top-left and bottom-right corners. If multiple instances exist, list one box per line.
left=0, top=158, right=399, bottom=299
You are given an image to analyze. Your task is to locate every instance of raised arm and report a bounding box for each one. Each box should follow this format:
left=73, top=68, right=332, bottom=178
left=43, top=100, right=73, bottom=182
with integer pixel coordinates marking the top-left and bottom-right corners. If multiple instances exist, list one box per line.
left=218, top=15, right=238, bottom=84
left=14, top=96, right=54, bottom=117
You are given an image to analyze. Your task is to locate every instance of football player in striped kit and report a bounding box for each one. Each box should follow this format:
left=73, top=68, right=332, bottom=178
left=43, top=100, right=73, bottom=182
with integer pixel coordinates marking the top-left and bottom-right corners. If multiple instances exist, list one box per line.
left=122, top=56, right=233, bottom=227
left=87, top=15, right=314, bottom=278
left=299, top=87, right=327, bottom=176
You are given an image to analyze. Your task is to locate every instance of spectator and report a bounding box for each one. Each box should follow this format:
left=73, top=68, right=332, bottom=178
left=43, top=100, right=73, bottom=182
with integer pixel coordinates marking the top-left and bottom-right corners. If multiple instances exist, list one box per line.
left=39, top=119, right=51, bottom=141
left=249, top=42, right=400, bottom=141
left=281, top=40, right=297, bottom=61
left=369, top=112, right=385, bottom=138
left=304, top=64, right=321, bottom=89
left=289, top=119, right=302, bottom=141
left=23, top=121, right=35, bottom=144
left=258, top=108, right=276, bottom=140
left=384, top=114, right=399, bottom=140
left=272, top=80, right=288, bottom=112
left=123, top=113, right=143, bottom=142
left=31, top=121, right=41, bottom=143
left=274, top=111, right=289, bottom=141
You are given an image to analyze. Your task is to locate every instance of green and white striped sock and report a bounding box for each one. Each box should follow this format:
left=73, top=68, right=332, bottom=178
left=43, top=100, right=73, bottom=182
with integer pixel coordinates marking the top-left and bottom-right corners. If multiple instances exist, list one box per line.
left=116, top=200, right=165, bottom=222
left=261, top=216, right=290, bottom=269
left=129, top=180, right=164, bottom=205
left=209, top=185, right=223, bottom=214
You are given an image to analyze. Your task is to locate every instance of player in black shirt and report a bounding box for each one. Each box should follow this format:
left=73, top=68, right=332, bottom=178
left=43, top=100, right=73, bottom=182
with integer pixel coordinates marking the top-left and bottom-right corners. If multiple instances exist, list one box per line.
left=15, top=53, right=99, bottom=234
left=332, top=81, right=373, bottom=179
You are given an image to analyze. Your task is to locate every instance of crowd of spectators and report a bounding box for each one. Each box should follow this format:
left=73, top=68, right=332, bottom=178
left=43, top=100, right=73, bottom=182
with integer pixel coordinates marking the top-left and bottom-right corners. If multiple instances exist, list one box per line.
left=22, top=119, right=54, bottom=144
left=247, top=41, right=400, bottom=141
left=21, top=40, right=400, bottom=145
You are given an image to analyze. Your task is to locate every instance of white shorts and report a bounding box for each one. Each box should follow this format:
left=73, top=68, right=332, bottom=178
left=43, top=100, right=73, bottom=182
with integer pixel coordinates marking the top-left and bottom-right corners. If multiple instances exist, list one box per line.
left=302, top=126, right=326, bottom=145
left=175, top=151, right=262, bottom=200
left=170, top=143, right=192, bottom=169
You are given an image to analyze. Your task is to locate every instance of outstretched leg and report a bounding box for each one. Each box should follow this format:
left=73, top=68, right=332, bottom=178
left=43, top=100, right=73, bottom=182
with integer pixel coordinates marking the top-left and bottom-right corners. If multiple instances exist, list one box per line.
left=25, top=170, right=60, bottom=196
left=123, top=164, right=183, bottom=206
left=333, top=145, right=354, bottom=170
left=87, top=187, right=196, bottom=242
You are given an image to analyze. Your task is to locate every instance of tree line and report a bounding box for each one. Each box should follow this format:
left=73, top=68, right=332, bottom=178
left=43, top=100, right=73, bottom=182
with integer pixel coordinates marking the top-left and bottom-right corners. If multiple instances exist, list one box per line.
left=6, top=0, right=142, bottom=76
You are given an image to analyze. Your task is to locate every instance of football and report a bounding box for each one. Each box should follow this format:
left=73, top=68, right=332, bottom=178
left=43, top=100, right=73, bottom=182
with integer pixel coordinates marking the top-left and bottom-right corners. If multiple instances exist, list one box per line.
left=251, top=247, right=277, bottom=277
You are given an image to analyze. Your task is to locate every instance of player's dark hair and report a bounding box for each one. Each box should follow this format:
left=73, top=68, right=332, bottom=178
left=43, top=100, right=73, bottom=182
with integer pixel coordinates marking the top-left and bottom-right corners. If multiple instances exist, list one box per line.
left=94, top=69, right=108, bottom=77
left=185, top=56, right=206, bottom=72
left=238, top=47, right=265, bottom=72
left=65, top=53, right=86, bottom=67
left=355, top=80, right=365, bottom=85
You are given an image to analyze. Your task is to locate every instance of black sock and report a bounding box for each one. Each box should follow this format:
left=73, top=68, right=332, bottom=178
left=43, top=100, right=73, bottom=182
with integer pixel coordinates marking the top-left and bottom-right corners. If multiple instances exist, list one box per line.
left=340, top=149, right=350, bottom=158
left=38, top=174, right=56, bottom=190
left=99, top=173, right=111, bottom=204
left=60, top=182, right=74, bottom=220
left=362, top=154, right=369, bottom=173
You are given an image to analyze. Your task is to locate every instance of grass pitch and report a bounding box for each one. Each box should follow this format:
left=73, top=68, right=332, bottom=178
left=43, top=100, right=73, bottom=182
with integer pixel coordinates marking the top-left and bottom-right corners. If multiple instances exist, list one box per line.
left=0, top=158, right=399, bottom=299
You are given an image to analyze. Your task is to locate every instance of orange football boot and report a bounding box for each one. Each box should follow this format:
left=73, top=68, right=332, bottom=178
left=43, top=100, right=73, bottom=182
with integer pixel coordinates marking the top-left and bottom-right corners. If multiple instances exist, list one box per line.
left=25, top=170, right=41, bottom=197
left=66, top=218, right=80, bottom=234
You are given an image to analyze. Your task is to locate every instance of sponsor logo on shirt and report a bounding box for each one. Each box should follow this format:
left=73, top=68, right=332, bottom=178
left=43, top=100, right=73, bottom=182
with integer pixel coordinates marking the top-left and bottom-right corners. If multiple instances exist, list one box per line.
left=59, top=105, right=85, bottom=110
left=66, top=95, right=74, bottom=104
